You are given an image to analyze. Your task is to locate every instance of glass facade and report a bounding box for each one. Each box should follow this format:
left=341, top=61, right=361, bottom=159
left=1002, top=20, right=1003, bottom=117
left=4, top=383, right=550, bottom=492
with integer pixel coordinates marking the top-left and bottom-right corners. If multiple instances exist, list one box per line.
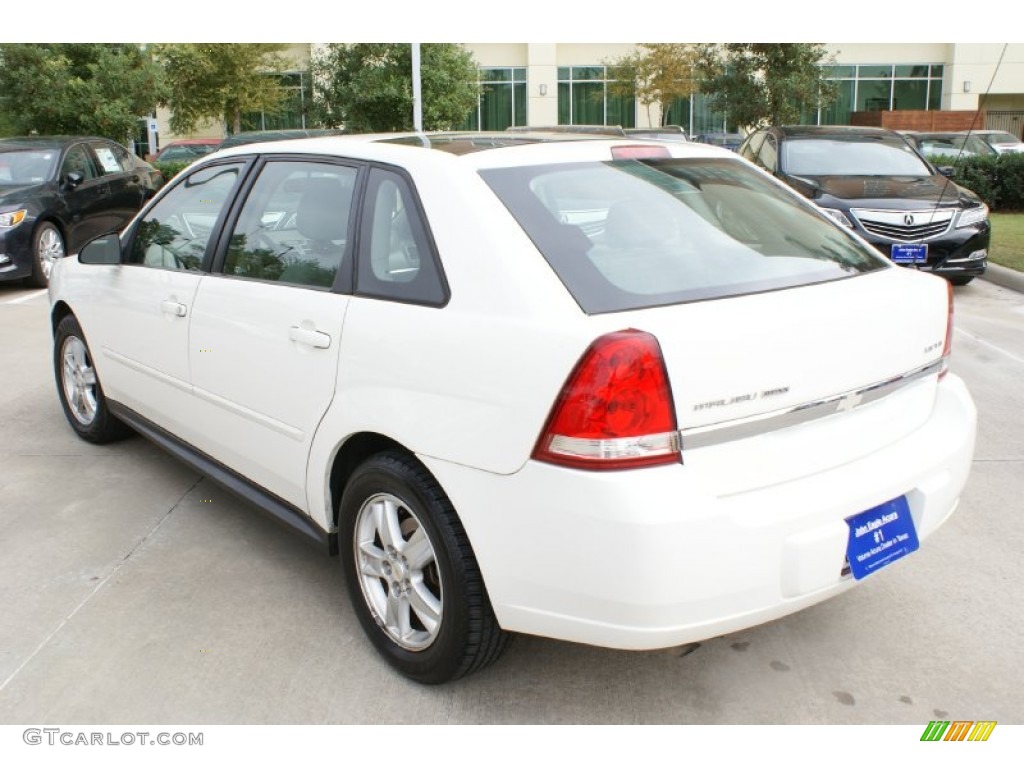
left=241, top=71, right=312, bottom=132
left=817, top=64, right=944, bottom=124
left=462, top=68, right=527, bottom=131
left=663, top=94, right=734, bottom=135
left=557, top=66, right=636, bottom=127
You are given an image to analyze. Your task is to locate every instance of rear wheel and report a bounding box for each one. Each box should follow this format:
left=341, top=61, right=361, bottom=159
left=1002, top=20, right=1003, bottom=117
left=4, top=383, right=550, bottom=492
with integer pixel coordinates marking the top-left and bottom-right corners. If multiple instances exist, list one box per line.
left=53, top=315, right=132, bottom=443
left=339, top=451, right=510, bottom=683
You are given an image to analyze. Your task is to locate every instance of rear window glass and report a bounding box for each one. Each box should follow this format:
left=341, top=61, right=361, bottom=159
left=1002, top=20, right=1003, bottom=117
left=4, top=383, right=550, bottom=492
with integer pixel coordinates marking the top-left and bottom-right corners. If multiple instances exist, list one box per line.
left=480, top=158, right=887, bottom=314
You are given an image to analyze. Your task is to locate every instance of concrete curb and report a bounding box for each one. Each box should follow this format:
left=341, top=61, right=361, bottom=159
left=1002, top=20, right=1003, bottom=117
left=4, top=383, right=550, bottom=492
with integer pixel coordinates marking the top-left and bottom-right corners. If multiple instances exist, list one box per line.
left=981, top=262, right=1024, bottom=294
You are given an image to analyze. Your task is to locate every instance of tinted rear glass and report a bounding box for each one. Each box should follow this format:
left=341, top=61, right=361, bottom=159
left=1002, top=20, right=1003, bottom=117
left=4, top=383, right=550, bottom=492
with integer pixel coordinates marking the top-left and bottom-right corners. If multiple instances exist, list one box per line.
left=481, top=158, right=887, bottom=314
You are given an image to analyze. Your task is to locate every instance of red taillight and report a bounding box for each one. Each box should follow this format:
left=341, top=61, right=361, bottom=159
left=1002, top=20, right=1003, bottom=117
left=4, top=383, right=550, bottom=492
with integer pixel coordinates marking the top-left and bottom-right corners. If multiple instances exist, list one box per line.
left=610, top=145, right=671, bottom=160
left=533, top=330, right=680, bottom=470
left=940, top=280, right=954, bottom=379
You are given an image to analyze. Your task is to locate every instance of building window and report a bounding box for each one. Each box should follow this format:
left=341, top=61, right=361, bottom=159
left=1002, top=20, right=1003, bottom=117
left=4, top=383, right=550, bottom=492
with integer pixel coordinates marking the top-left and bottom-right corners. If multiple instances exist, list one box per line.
left=241, top=71, right=312, bottom=132
left=818, top=64, right=944, bottom=125
left=463, top=67, right=527, bottom=131
left=663, top=94, right=734, bottom=136
left=557, top=66, right=636, bottom=127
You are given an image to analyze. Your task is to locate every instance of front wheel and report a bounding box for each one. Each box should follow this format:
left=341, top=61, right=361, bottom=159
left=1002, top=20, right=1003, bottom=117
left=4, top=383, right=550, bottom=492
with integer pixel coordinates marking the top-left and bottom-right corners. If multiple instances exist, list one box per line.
left=948, top=276, right=975, bottom=286
left=339, top=451, right=510, bottom=683
left=53, top=315, right=132, bottom=443
left=29, top=222, right=64, bottom=287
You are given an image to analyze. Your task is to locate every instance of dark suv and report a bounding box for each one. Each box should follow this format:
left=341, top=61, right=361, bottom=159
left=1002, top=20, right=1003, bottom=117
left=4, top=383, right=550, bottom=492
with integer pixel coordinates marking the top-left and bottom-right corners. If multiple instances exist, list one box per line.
left=739, top=126, right=989, bottom=285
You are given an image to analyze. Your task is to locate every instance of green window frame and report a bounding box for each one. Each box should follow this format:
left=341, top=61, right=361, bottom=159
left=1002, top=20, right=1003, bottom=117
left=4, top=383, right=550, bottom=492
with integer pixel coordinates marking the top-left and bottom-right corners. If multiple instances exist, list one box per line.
left=556, top=65, right=636, bottom=128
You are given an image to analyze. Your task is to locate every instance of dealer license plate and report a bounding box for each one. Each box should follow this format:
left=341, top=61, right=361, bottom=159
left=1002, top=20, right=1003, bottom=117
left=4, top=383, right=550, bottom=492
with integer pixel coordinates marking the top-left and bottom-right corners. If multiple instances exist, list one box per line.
left=845, top=496, right=920, bottom=580
left=891, top=243, right=928, bottom=264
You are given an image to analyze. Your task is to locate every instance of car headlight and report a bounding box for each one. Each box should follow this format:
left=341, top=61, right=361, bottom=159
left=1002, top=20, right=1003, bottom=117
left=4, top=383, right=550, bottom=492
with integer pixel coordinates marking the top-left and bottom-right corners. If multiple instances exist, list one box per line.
left=957, top=204, right=989, bottom=229
left=819, top=207, right=854, bottom=229
left=0, top=209, right=27, bottom=229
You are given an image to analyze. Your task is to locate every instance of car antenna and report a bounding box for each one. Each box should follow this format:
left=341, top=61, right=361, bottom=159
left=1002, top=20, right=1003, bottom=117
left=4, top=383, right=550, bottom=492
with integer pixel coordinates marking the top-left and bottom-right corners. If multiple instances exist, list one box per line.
left=926, top=44, right=1008, bottom=244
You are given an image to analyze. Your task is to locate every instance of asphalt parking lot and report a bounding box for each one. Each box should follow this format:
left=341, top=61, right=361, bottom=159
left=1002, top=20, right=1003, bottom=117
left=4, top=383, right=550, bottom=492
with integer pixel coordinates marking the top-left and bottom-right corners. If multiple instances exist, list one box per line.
left=0, top=277, right=1022, bottom=725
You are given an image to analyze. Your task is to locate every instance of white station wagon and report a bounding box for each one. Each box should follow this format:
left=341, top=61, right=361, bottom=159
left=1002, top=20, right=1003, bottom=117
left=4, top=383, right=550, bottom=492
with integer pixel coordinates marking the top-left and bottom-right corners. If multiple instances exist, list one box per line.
left=49, top=133, right=976, bottom=683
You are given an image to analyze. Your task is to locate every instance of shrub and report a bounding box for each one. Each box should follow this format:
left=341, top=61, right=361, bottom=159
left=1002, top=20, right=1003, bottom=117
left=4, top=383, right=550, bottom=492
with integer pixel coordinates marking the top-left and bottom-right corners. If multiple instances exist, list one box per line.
left=931, top=152, right=1024, bottom=212
left=152, top=160, right=191, bottom=184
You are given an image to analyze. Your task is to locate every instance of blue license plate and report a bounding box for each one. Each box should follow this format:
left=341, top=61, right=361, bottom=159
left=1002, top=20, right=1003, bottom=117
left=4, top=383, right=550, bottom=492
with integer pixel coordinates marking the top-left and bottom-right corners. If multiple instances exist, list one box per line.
left=892, top=243, right=928, bottom=264
left=845, top=496, right=919, bottom=580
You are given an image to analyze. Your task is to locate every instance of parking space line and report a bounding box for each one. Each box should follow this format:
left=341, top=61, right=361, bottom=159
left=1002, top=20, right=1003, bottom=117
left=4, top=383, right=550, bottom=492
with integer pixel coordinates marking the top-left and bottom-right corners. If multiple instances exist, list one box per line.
left=955, top=327, right=1024, bottom=366
left=0, top=477, right=201, bottom=694
left=1, top=289, right=47, bottom=306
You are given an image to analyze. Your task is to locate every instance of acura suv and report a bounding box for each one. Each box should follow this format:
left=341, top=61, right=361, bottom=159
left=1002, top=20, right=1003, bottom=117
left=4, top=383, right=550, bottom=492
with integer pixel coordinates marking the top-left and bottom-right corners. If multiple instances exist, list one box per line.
left=739, top=126, right=990, bottom=285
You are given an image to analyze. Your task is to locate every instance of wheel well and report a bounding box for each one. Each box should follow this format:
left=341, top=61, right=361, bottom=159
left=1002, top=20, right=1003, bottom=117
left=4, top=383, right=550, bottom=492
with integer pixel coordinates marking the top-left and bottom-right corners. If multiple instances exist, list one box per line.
left=51, top=301, right=73, bottom=335
left=329, top=432, right=407, bottom=530
left=34, top=216, right=66, bottom=244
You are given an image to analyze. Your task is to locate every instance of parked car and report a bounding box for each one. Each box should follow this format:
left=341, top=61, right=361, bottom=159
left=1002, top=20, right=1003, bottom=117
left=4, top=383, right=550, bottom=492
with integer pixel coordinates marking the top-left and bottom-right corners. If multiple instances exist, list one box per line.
left=902, top=131, right=998, bottom=160
left=623, top=126, right=689, bottom=143
left=218, top=128, right=345, bottom=150
left=0, top=136, right=162, bottom=287
left=49, top=132, right=975, bottom=683
left=151, top=138, right=221, bottom=163
left=696, top=132, right=744, bottom=151
left=505, top=125, right=627, bottom=136
left=739, top=126, right=990, bottom=285
left=966, top=129, right=1024, bottom=154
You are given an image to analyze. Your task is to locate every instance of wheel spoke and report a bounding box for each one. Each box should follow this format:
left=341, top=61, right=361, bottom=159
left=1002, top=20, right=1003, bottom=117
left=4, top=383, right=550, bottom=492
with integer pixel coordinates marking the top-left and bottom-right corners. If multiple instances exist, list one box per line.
left=384, top=587, right=412, bottom=641
left=358, top=542, right=389, bottom=579
left=402, top=526, right=434, bottom=570
left=408, top=578, right=441, bottom=633
left=81, top=367, right=97, bottom=386
left=374, top=497, right=404, bottom=550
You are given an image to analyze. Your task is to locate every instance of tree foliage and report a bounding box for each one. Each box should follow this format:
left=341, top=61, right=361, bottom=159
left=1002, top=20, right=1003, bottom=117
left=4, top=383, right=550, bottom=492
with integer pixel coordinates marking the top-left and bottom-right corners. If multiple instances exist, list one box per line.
left=311, top=44, right=480, bottom=132
left=694, top=43, right=837, bottom=129
left=154, top=44, right=290, bottom=135
left=607, top=44, right=699, bottom=127
left=0, top=44, right=163, bottom=141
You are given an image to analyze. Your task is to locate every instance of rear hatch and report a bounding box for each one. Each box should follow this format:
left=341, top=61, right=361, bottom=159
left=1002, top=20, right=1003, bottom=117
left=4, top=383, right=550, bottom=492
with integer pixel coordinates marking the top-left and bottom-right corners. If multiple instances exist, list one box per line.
left=615, top=267, right=948, bottom=495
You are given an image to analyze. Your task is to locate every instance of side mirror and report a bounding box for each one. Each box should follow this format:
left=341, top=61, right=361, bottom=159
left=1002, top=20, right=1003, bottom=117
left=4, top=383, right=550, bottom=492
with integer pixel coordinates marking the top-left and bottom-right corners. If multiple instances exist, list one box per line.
left=937, top=166, right=955, bottom=178
left=78, top=234, right=122, bottom=265
left=64, top=171, right=85, bottom=189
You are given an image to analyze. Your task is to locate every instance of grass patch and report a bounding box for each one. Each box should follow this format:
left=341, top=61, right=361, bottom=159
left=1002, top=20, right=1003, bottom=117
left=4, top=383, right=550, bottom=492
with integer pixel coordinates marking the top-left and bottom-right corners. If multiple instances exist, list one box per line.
left=989, top=213, right=1024, bottom=272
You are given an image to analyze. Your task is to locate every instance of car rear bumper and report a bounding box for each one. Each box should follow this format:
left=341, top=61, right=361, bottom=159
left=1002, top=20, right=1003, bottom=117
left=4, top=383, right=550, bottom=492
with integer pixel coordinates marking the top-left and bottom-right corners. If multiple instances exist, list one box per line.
left=421, top=373, right=976, bottom=650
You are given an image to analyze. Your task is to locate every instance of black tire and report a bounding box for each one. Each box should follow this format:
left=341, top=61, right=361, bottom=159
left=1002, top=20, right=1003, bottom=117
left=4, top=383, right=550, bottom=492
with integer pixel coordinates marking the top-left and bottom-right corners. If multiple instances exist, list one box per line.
left=53, top=314, right=133, bottom=443
left=948, top=276, right=975, bottom=286
left=28, top=222, right=64, bottom=288
left=339, top=451, right=510, bottom=684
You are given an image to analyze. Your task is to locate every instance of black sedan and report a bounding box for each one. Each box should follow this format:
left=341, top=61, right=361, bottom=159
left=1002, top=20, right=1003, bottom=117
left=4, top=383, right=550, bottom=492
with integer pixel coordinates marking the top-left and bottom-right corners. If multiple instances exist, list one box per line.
left=739, top=126, right=990, bottom=285
left=0, top=136, right=162, bottom=287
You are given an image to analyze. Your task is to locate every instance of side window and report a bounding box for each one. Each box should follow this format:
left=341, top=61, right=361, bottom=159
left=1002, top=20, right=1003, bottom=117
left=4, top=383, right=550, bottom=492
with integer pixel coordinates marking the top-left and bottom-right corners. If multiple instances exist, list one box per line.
left=757, top=135, right=778, bottom=173
left=91, top=141, right=126, bottom=175
left=357, top=168, right=446, bottom=305
left=223, top=161, right=357, bottom=289
left=60, top=145, right=99, bottom=182
left=128, top=162, right=244, bottom=271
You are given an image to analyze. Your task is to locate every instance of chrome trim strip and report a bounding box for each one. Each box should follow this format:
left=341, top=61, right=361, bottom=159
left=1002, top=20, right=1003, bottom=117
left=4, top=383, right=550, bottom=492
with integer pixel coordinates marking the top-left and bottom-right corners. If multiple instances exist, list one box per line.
left=681, top=359, right=943, bottom=450
left=102, top=347, right=191, bottom=394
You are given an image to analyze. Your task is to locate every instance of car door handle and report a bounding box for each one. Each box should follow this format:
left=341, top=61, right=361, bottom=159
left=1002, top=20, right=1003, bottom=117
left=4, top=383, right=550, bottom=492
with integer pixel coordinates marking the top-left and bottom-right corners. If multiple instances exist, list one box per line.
left=289, top=326, right=331, bottom=349
left=161, top=300, right=187, bottom=318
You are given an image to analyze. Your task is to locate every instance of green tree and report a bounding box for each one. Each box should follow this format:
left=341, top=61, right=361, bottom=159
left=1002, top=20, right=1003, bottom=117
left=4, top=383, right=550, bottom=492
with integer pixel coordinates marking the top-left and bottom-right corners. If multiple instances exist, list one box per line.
left=607, top=43, right=699, bottom=127
left=0, top=44, right=163, bottom=141
left=154, top=44, right=290, bottom=135
left=694, top=43, right=838, bottom=129
left=311, top=44, right=480, bottom=132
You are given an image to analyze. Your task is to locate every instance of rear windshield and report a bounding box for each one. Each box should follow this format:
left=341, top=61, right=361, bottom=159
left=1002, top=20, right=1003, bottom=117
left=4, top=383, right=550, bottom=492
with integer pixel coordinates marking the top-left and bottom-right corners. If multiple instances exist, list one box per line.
left=480, top=158, right=887, bottom=314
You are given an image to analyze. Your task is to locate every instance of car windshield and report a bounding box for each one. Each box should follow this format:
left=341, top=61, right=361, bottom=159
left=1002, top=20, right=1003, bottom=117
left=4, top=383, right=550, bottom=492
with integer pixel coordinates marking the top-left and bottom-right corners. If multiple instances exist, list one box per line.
left=481, top=157, right=887, bottom=314
left=980, top=131, right=1019, bottom=144
left=918, top=135, right=995, bottom=157
left=783, top=137, right=932, bottom=177
left=0, top=148, right=59, bottom=185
